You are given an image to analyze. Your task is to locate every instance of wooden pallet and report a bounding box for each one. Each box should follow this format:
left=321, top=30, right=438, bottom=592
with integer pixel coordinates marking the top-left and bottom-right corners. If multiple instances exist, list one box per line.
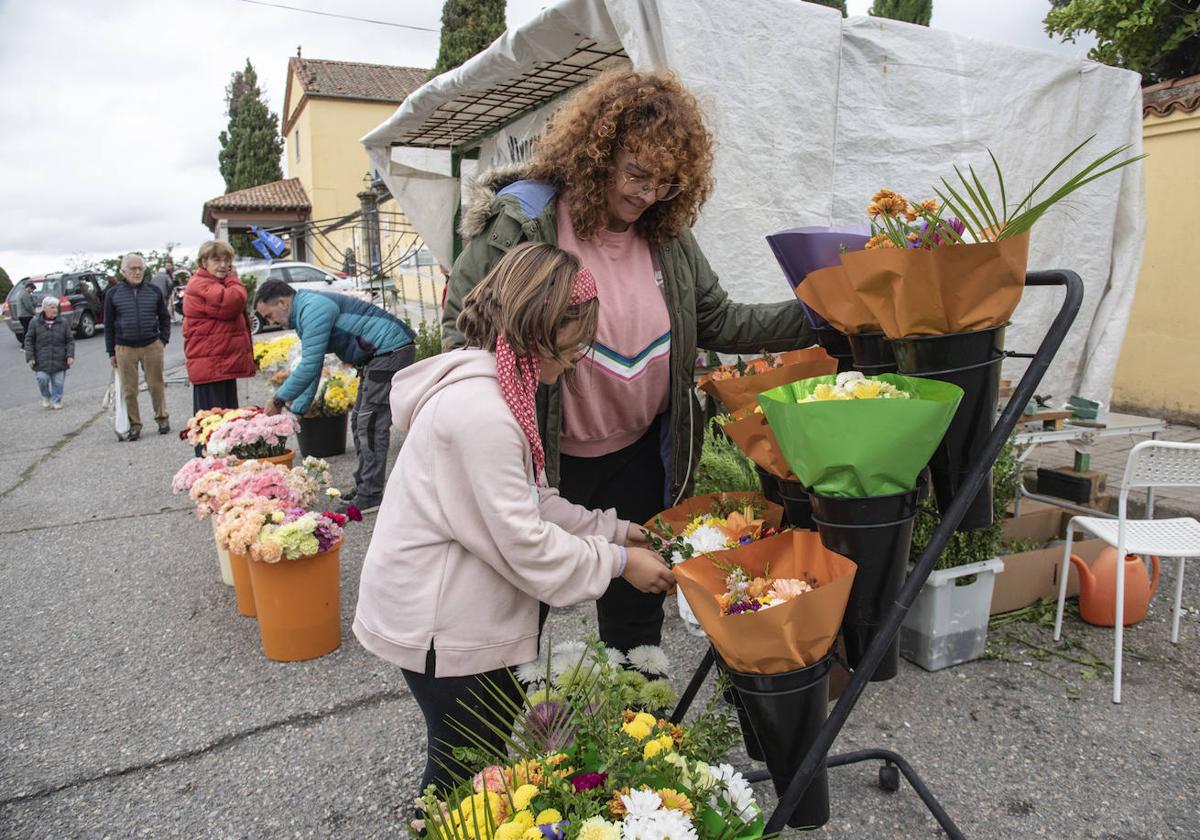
left=1018, top=410, right=1072, bottom=430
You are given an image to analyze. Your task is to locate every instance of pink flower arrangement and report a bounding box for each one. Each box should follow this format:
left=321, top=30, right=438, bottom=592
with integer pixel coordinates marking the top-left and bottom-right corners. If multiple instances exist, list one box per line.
left=214, top=496, right=283, bottom=555
left=182, top=407, right=258, bottom=447
left=206, top=412, right=298, bottom=459
left=187, top=461, right=319, bottom=520
left=171, top=456, right=233, bottom=494
left=250, top=507, right=347, bottom=563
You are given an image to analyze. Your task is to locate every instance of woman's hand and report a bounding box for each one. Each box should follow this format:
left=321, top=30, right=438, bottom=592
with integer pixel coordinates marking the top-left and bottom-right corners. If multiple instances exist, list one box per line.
left=622, top=547, right=675, bottom=594
left=625, top=523, right=651, bottom=545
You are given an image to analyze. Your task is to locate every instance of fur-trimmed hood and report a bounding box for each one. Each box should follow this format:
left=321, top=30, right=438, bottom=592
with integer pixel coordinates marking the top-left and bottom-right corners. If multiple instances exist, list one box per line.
left=458, top=163, right=540, bottom=240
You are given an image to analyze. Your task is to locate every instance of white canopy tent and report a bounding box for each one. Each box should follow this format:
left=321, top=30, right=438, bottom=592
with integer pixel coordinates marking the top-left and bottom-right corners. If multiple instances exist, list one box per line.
left=363, top=0, right=1145, bottom=402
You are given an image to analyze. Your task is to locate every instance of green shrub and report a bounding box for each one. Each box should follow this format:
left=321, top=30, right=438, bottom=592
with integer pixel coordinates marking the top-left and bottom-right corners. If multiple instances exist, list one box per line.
left=414, top=319, right=443, bottom=362
left=694, top=419, right=761, bottom=495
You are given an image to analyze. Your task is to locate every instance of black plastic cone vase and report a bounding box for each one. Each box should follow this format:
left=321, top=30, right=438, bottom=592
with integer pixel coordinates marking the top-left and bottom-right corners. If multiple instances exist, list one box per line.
left=809, top=484, right=923, bottom=681
left=776, top=478, right=815, bottom=530
left=722, top=684, right=766, bottom=761
left=847, top=331, right=898, bottom=375
left=814, top=327, right=856, bottom=373
left=891, top=325, right=1006, bottom=531
left=721, top=653, right=833, bottom=829
left=754, top=465, right=783, bottom=509
left=297, top=412, right=349, bottom=458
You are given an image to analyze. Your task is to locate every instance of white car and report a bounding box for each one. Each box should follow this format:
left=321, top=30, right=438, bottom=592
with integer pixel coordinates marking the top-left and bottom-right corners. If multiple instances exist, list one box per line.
left=237, top=260, right=356, bottom=333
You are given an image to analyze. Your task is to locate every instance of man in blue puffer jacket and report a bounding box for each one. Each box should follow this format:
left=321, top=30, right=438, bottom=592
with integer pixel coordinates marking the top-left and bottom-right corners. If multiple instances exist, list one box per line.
left=255, top=279, right=416, bottom=512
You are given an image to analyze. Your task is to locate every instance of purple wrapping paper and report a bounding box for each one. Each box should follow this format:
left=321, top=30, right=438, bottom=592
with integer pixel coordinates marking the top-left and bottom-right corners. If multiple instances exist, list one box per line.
left=767, top=227, right=871, bottom=328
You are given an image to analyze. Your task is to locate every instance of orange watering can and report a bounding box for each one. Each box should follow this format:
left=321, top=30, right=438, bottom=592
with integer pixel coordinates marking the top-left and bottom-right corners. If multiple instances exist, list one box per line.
left=1070, top=547, right=1160, bottom=627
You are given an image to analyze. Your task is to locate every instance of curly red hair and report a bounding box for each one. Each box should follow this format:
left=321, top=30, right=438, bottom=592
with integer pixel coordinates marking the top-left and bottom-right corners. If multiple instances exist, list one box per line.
left=527, top=67, right=714, bottom=244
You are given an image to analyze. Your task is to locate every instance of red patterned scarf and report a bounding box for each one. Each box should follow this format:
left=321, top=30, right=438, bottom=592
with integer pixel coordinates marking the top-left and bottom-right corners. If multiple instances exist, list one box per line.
left=494, top=267, right=599, bottom=482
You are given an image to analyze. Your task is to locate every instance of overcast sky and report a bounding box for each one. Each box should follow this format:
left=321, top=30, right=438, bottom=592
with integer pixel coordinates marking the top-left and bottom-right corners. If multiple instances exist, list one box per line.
left=0, top=0, right=1092, bottom=281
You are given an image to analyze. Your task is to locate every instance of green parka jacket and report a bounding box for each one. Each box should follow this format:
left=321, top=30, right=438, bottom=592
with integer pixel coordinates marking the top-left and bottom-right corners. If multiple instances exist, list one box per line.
left=442, top=166, right=814, bottom=505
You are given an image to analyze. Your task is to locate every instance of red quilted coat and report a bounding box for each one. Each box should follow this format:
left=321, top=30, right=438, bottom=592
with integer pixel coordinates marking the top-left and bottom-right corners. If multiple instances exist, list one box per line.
left=182, top=269, right=256, bottom=385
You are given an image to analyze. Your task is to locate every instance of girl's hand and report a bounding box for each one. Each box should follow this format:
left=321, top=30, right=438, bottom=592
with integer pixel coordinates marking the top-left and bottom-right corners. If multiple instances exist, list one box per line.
left=625, top=523, right=651, bottom=545
left=622, top=547, right=675, bottom=594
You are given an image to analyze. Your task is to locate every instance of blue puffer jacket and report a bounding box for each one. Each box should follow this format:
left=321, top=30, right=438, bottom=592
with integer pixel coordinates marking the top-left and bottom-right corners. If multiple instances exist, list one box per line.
left=275, top=291, right=415, bottom=413
left=104, top=281, right=170, bottom=356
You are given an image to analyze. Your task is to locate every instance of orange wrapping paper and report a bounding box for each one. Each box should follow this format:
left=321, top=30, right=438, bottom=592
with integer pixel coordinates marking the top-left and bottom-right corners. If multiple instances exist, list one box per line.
left=645, top=491, right=784, bottom=536
left=720, top=407, right=796, bottom=480
left=840, top=232, right=1030, bottom=338
left=697, top=348, right=837, bottom=414
left=794, top=264, right=882, bottom=334
left=674, top=530, right=857, bottom=674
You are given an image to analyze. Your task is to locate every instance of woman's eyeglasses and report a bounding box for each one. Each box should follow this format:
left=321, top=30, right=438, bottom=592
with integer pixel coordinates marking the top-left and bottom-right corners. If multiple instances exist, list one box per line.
left=617, top=168, right=682, bottom=202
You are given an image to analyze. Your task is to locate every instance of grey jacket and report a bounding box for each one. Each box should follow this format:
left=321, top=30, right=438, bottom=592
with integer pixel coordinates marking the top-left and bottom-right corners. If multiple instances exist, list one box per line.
left=24, top=314, right=75, bottom=373
left=150, top=269, right=174, bottom=300
left=12, top=288, right=36, bottom=319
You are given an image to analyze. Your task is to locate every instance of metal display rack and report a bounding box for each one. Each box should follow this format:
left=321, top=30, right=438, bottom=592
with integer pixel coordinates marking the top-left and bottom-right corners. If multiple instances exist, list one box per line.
left=669, top=271, right=1084, bottom=838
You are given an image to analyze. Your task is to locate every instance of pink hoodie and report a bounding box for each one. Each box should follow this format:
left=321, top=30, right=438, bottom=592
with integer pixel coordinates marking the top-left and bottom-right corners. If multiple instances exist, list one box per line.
left=353, top=349, right=630, bottom=677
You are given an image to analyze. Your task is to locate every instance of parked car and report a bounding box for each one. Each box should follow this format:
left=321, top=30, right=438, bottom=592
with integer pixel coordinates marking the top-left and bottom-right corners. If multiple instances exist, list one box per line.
left=236, top=260, right=356, bottom=334
left=3, top=271, right=107, bottom=343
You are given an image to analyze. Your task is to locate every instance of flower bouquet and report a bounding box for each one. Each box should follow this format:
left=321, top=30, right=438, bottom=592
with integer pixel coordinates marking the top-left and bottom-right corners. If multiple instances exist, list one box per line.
left=515, top=641, right=677, bottom=716
left=253, top=334, right=300, bottom=385
left=181, top=407, right=256, bottom=450
left=697, top=348, right=836, bottom=414
left=184, top=459, right=321, bottom=520
left=415, top=640, right=764, bottom=840
left=205, top=411, right=298, bottom=464
left=672, top=531, right=856, bottom=828
left=297, top=366, right=358, bottom=458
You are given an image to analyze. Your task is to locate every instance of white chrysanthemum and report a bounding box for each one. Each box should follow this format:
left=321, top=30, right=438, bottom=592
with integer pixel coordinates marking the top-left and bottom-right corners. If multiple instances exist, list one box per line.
left=709, top=763, right=759, bottom=820
left=547, top=640, right=587, bottom=672
left=620, top=789, right=663, bottom=818
left=515, top=656, right=550, bottom=685
left=835, top=370, right=865, bottom=388
left=578, top=816, right=621, bottom=840
left=626, top=645, right=671, bottom=677
left=621, top=809, right=698, bottom=840
left=596, top=646, right=627, bottom=667
left=681, top=524, right=732, bottom=553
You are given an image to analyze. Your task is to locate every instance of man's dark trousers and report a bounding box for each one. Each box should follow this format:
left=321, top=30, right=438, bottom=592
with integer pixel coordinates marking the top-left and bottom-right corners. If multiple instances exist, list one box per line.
left=350, top=344, right=416, bottom=503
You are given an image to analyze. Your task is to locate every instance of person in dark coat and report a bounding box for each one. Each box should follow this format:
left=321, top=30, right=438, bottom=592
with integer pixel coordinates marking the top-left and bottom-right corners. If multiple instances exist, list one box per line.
left=182, top=240, right=255, bottom=414
left=24, top=297, right=74, bottom=409
left=13, top=280, right=37, bottom=337
left=104, top=252, right=171, bottom=441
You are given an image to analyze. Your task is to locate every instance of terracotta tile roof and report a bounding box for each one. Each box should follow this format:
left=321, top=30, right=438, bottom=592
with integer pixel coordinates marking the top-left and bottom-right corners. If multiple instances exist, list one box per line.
left=1143, top=73, right=1200, bottom=118
left=201, top=178, right=310, bottom=229
left=289, top=57, right=428, bottom=104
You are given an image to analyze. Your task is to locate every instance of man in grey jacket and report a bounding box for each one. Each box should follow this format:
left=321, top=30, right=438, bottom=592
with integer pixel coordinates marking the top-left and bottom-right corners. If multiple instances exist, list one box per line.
left=12, top=280, right=37, bottom=336
left=150, top=259, right=177, bottom=323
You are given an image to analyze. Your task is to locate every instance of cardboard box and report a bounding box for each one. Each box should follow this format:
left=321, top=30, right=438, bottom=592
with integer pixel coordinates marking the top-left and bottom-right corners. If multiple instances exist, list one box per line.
left=990, top=500, right=1109, bottom=614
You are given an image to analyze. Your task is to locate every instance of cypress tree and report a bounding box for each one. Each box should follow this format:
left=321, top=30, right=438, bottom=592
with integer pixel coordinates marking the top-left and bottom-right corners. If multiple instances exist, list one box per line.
left=430, top=0, right=507, bottom=77
left=217, top=60, right=283, bottom=193
left=869, top=0, right=933, bottom=25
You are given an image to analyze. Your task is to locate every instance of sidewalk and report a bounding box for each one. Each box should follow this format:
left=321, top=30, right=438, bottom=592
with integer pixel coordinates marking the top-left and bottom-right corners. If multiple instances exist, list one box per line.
left=1, top=372, right=1196, bottom=838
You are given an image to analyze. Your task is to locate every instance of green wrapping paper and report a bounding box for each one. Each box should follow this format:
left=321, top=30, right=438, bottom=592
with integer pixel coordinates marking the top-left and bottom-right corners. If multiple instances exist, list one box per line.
left=756, top=374, right=963, bottom=497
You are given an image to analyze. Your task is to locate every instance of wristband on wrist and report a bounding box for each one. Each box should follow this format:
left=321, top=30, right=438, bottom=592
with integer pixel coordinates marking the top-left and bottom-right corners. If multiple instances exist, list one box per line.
left=617, top=546, right=628, bottom=577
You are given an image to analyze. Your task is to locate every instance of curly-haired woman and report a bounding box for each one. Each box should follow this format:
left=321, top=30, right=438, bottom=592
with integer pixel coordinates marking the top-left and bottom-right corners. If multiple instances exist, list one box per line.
left=442, top=67, right=814, bottom=653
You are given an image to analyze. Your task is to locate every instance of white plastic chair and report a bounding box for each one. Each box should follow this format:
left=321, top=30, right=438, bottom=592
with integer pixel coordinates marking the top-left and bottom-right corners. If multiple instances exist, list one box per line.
left=1053, top=440, right=1200, bottom=703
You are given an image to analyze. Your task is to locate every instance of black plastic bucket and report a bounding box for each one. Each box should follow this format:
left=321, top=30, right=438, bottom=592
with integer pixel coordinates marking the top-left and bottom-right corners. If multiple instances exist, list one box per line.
left=891, top=325, right=1005, bottom=531
left=722, top=684, right=766, bottom=761
left=814, top=328, right=855, bottom=373
left=297, top=413, right=349, bottom=458
left=721, top=653, right=833, bottom=829
left=809, top=484, right=923, bottom=681
left=776, top=477, right=815, bottom=530
left=847, top=331, right=898, bottom=375
left=754, top=465, right=783, bottom=508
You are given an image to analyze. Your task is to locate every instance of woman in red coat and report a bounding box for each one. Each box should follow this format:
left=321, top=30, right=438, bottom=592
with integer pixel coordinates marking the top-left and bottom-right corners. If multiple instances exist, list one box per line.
left=183, top=240, right=256, bottom=413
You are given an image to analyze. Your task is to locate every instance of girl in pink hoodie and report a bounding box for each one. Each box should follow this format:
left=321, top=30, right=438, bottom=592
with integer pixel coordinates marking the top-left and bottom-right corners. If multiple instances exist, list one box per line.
left=353, top=242, right=674, bottom=798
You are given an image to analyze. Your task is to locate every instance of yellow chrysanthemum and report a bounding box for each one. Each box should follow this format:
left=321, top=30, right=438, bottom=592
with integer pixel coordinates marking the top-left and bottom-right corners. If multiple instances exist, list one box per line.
left=534, top=809, right=562, bottom=826
left=622, top=718, right=653, bottom=741
left=508, top=811, right=535, bottom=832
left=851, top=380, right=884, bottom=399
left=511, top=785, right=539, bottom=812
left=494, top=824, right=525, bottom=840
left=577, top=816, right=622, bottom=840
left=643, top=733, right=675, bottom=761
left=521, top=829, right=543, bottom=840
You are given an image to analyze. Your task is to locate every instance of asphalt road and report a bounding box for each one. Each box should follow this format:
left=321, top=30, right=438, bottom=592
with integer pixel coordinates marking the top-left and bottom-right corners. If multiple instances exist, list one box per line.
left=0, top=321, right=187, bottom=410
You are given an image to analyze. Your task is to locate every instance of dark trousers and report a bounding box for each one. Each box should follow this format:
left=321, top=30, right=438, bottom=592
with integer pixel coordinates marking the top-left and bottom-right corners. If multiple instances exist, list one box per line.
left=19, top=316, right=32, bottom=336
left=351, top=345, right=416, bottom=503
left=558, top=416, right=668, bottom=653
left=193, top=379, right=238, bottom=413
left=400, top=648, right=524, bottom=796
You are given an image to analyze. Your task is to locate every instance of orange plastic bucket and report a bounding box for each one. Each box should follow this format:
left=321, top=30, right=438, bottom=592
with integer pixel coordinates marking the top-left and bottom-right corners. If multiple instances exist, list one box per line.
left=247, top=540, right=341, bottom=661
left=254, top=449, right=295, bottom=469
left=228, top=550, right=257, bottom=617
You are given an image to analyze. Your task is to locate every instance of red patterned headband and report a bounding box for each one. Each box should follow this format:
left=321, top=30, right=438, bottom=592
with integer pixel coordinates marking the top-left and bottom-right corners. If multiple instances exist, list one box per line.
left=568, top=266, right=598, bottom=305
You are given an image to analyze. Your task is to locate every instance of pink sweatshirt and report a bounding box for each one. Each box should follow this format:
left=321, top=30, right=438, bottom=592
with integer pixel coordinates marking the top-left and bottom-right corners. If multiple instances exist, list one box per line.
left=555, top=199, right=671, bottom=457
left=353, top=349, right=630, bottom=677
